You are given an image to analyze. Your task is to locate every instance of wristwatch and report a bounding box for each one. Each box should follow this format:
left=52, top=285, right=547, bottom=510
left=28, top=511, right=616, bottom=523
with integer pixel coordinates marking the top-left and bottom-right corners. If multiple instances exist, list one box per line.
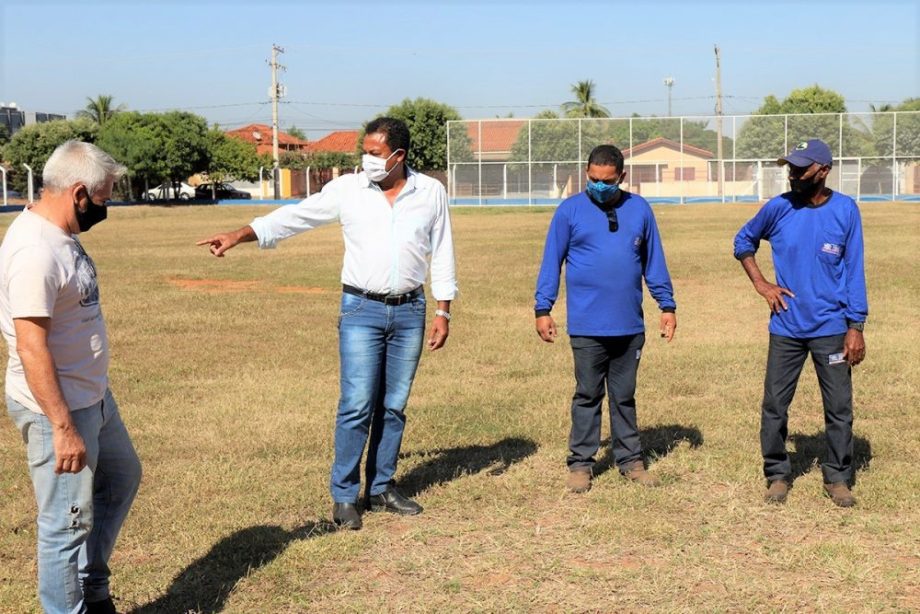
left=847, top=320, right=865, bottom=332
left=435, top=309, right=451, bottom=321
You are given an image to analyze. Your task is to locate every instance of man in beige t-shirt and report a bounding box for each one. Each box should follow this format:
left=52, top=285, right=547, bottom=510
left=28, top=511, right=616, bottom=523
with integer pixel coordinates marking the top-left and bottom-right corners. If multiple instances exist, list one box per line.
left=0, top=141, right=141, bottom=614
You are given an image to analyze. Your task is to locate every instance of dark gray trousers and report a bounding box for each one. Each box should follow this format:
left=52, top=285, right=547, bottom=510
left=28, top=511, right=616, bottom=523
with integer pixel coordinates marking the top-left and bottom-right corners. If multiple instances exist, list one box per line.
left=568, top=334, right=645, bottom=472
left=761, top=333, right=854, bottom=484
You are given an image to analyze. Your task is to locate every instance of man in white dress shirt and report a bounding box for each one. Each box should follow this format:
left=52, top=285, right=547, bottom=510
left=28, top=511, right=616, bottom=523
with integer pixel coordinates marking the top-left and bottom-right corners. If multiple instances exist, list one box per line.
left=198, top=117, right=457, bottom=529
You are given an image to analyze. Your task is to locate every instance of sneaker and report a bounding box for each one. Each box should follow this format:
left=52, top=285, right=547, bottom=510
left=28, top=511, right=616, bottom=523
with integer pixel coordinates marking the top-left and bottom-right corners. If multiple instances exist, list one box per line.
left=621, top=461, right=660, bottom=487
left=765, top=479, right=790, bottom=504
left=567, top=469, right=592, bottom=493
left=823, top=482, right=856, bottom=508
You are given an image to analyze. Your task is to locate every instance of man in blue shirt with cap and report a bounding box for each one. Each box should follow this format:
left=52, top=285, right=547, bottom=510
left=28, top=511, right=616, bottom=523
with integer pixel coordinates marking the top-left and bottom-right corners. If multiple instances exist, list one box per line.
left=733, top=138, right=868, bottom=507
left=535, top=144, right=677, bottom=494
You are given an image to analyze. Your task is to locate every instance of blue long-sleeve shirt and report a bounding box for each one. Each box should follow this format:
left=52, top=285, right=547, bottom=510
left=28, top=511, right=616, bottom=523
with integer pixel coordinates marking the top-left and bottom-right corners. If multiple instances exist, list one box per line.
left=733, top=190, right=868, bottom=338
left=535, top=191, right=676, bottom=337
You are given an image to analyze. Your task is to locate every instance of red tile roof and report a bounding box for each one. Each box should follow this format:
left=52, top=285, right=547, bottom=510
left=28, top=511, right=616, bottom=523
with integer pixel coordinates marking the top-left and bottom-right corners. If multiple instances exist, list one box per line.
left=465, top=120, right=525, bottom=153
left=305, top=130, right=360, bottom=154
left=225, top=124, right=310, bottom=156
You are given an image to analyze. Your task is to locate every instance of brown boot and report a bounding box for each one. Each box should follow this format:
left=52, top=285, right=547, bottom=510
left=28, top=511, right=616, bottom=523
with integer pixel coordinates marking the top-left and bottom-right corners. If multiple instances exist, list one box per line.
left=567, top=469, right=592, bottom=493
left=824, top=482, right=856, bottom=508
left=621, top=461, right=660, bottom=487
left=764, top=479, right=790, bottom=504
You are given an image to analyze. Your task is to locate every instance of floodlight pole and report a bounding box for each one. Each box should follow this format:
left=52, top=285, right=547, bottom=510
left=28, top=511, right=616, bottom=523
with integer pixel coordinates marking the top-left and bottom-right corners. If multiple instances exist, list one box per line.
left=23, top=163, right=34, bottom=203
left=714, top=44, right=724, bottom=198
left=663, top=77, right=675, bottom=117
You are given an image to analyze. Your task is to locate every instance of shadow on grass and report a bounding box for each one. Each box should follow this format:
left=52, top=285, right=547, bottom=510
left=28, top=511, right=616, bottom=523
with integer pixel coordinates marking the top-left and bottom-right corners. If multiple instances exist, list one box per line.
left=129, top=522, right=334, bottom=614
left=594, top=424, right=704, bottom=478
left=396, top=437, right=539, bottom=498
left=789, top=432, right=872, bottom=486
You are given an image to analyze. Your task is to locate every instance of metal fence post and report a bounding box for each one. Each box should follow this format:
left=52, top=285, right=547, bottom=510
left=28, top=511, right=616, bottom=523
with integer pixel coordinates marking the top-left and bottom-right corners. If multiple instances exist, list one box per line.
left=22, top=163, right=33, bottom=203
left=478, top=120, right=483, bottom=206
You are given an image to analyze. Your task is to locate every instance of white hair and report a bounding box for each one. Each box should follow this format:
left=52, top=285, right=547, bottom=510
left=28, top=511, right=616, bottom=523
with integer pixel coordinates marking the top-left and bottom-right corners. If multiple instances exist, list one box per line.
left=42, top=140, right=127, bottom=196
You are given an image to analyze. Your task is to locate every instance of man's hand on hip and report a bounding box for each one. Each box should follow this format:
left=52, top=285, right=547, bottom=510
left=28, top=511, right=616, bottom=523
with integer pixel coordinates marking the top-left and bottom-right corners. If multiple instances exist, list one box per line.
left=535, top=315, right=557, bottom=343
left=754, top=280, right=795, bottom=314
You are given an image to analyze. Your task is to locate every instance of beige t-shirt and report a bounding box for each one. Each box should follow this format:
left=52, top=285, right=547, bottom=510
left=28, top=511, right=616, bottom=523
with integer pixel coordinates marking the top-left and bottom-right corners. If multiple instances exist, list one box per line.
left=0, top=209, right=109, bottom=413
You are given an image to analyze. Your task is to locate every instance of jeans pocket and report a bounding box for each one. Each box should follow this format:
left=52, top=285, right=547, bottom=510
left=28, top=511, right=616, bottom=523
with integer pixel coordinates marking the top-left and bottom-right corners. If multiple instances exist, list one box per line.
left=340, top=294, right=366, bottom=318
left=409, top=296, right=427, bottom=316
left=25, top=420, right=47, bottom=467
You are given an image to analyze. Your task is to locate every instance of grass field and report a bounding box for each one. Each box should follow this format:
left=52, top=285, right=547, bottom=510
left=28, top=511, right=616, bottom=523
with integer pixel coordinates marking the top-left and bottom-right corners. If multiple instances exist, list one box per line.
left=0, top=202, right=917, bottom=613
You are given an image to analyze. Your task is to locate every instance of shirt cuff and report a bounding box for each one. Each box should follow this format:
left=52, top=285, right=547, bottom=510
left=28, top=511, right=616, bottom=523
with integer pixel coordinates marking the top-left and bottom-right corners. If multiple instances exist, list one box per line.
left=431, top=283, right=458, bottom=302
left=249, top=218, right=277, bottom=249
left=734, top=250, right=755, bottom=261
left=661, top=307, right=676, bottom=313
left=535, top=309, right=551, bottom=318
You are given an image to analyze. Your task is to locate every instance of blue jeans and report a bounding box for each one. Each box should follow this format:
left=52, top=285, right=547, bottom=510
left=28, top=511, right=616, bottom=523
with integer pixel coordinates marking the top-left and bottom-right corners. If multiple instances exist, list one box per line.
left=331, top=292, right=426, bottom=502
left=7, top=389, right=142, bottom=614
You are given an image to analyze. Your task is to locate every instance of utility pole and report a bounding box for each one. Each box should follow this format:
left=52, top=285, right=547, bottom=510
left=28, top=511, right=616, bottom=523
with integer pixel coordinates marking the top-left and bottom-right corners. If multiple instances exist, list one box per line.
left=714, top=44, right=724, bottom=198
left=269, top=43, right=285, bottom=199
left=663, top=77, right=675, bottom=117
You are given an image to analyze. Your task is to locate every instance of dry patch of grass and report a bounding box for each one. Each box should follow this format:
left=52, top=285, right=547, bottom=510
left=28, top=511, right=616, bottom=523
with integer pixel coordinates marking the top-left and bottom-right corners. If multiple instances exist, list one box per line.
left=0, top=202, right=917, bottom=612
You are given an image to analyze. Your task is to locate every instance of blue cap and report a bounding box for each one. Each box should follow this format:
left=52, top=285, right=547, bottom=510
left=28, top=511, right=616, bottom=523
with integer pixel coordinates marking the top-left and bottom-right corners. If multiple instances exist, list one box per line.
left=778, top=139, right=833, bottom=168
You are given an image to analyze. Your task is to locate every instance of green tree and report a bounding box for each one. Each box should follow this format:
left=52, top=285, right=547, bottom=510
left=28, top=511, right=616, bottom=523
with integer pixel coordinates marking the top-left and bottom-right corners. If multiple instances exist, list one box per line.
left=96, top=111, right=210, bottom=197
left=0, top=123, right=9, bottom=147
left=735, top=85, right=866, bottom=159
left=2, top=118, right=98, bottom=193
left=206, top=129, right=261, bottom=185
left=365, top=98, right=472, bottom=170
left=286, top=125, right=307, bottom=140
left=76, top=94, right=125, bottom=127
left=562, top=80, right=610, bottom=118
left=870, top=98, right=920, bottom=157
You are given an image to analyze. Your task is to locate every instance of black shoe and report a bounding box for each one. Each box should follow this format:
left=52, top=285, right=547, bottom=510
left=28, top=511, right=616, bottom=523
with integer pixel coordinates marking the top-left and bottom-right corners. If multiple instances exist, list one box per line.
left=86, top=597, right=117, bottom=614
left=332, top=502, right=362, bottom=530
left=366, top=486, right=423, bottom=515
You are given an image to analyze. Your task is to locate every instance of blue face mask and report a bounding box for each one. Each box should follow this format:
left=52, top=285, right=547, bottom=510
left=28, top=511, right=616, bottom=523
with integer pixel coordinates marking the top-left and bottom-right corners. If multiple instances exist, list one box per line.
left=586, top=179, right=620, bottom=204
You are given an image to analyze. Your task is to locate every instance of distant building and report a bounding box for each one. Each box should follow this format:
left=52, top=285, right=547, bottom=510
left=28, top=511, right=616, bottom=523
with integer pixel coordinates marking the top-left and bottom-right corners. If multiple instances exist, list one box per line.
left=224, top=123, right=310, bottom=156
left=0, top=103, right=67, bottom=137
left=305, top=130, right=360, bottom=155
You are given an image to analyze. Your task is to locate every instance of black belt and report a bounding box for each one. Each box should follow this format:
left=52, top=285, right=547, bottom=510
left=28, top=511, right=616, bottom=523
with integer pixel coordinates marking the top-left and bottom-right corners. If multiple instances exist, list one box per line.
left=342, top=284, right=423, bottom=306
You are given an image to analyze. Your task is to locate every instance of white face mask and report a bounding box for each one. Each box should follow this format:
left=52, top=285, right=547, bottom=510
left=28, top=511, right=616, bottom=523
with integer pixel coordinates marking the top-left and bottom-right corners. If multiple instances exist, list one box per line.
left=362, top=150, right=402, bottom=183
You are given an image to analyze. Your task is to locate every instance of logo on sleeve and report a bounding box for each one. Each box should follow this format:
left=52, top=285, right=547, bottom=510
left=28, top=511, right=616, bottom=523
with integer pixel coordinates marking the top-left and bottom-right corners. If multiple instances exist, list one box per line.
left=821, top=243, right=842, bottom=256
left=633, top=236, right=642, bottom=247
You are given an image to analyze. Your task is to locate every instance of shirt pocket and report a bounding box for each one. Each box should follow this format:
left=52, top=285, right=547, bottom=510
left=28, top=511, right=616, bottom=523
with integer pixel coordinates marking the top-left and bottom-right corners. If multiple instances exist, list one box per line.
left=817, top=237, right=845, bottom=265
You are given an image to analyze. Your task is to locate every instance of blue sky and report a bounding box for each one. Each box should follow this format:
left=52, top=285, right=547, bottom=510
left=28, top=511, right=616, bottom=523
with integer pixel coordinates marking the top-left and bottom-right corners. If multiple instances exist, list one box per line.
left=1, top=0, right=917, bottom=137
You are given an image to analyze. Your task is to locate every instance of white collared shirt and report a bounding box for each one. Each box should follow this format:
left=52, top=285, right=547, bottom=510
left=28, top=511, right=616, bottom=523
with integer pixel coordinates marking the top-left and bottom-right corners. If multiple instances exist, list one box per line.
left=249, top=169, right=458, bottom=301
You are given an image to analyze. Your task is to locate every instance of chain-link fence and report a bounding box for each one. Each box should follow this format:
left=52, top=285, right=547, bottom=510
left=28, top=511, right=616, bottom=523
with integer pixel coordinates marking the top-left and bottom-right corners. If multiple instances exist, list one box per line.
left=446, top=111, right=920, bottom=205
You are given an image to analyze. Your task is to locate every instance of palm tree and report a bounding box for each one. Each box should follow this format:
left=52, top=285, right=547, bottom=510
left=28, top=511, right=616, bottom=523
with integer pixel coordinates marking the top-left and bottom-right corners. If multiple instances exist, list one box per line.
left=561, top=80, right=610, bottom=118
left=77, top=95, right=124, bottom=126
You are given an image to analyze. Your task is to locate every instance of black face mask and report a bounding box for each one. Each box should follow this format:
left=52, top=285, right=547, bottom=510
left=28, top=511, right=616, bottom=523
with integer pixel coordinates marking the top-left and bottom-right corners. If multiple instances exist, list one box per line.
left=789, top=169, right=824, bottom=199
left=74, top=192, right=108, bottom=232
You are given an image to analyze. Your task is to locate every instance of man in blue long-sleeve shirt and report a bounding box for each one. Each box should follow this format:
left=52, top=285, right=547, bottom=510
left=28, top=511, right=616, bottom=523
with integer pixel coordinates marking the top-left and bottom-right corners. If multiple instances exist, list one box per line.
left=535, top=145, right=677, bottom=493
left=734, top=139, right=868, bottom=508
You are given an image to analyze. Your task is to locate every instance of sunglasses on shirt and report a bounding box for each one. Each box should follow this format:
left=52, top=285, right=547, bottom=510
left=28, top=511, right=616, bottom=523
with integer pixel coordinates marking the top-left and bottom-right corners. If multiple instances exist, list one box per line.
left=606, top=207, right=618, bottom=233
